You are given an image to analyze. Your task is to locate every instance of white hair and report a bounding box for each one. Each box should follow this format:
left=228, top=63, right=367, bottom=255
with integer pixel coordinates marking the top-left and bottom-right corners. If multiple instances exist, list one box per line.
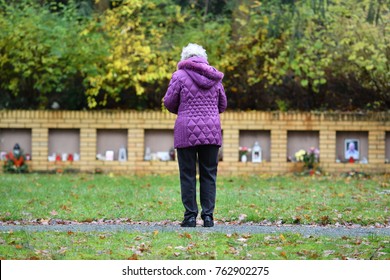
left=180, top=43, right=208, bottom=61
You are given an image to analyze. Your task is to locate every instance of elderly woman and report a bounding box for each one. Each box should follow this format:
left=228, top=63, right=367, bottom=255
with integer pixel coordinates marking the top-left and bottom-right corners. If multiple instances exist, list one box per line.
left=164, top=43, right=227, bottom=227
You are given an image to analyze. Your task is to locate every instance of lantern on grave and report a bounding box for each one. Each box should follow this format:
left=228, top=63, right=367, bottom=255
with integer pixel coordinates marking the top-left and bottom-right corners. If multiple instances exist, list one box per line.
left=252, top=141, right=262, bottom=163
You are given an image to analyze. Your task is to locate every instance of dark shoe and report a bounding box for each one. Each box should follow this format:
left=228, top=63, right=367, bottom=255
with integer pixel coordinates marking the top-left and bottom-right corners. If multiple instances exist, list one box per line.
left=203, top=216, right=214, bottom=227
left=181, top=216, right=196, bottom=227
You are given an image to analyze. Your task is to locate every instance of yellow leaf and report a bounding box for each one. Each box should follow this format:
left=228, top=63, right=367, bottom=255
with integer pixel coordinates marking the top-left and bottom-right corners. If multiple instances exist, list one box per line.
left=135, top=84, right=145, bottom=95
left=227, top=66, right=235, bottom=71
left=238, top=4, right=249, bottom=14
left=235, top=18, right=247, bottom=26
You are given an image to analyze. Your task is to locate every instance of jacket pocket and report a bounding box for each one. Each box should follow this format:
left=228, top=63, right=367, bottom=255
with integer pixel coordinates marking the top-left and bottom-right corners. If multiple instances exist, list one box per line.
left=174, top=117, right=188, bottom=147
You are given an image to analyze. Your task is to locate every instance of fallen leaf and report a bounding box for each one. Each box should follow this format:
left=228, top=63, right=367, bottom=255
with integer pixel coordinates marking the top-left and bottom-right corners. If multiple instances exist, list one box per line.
left=50, top=210, right=58, bottom=216
left=298, top=250, right=320, bottom=259
left=210, top=251, right=217, bottom=259
left=280, top=251, right=287, bottom=259
left=71, top=192, right=79, bottom=199
left=293, top=216, right=301, bottom=224
left=58, top=247, right=67, bottom=254
left=264, top=235, right=274, bottom=241
left=35, top=249, right=49, bottom=256
left=184, top=232, right=192, bottom=239
left=186, top=243, right=196, bottom=251
left=238, top=214, right=247, bottom=222
left=237, top=237, right=247, bottom=243
left=128, top=254, right=138, bottom=260
left=226, top=246, right=240, bottom=255
left=321, top=216, right=330, bottom=225
left=15, top=244, right=23, bottom=249
left=153, top=230, right=159, bottom=236
left=67, top=231, right=74, bottom=235
left=355, top=239, right=362, bottom=245
left=137, top=243, right=149, bottom=253
left=60, top=205, right=71, bottom=212
left=323, top=250, right=335, bottom=257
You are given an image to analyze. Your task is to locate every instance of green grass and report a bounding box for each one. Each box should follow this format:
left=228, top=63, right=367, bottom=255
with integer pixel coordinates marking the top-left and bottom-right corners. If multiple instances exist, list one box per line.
left=1, top=173, right=389, bottom=260
left=0, top=173, right=389, bottom=225
left=1, top=230, right=389, bottom=260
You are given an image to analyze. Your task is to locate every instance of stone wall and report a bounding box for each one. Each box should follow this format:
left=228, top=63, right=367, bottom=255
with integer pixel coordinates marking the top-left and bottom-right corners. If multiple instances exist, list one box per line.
left=0, top=110, right=389, bottom=175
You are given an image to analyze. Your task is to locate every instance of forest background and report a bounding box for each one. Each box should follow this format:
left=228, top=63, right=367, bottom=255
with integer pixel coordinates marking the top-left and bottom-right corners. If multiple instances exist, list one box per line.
left=0, top=0, right=389, bottom=111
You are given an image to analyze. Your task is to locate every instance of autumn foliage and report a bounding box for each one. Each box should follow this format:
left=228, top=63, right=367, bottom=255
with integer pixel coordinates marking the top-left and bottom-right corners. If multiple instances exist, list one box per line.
left=0, top=0, right=389, bottom=111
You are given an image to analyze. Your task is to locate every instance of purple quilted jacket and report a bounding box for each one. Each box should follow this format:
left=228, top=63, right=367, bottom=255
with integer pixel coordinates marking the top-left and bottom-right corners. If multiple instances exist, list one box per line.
left=164, top=56, right=227, bottom=149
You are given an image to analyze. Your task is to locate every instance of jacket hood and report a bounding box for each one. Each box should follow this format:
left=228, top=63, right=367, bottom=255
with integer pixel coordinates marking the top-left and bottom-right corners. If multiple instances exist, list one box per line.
left=178, top=57, right=224, bottom=89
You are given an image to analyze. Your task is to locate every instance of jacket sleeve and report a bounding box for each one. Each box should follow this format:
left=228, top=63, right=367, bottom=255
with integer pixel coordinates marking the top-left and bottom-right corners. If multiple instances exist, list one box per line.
left=218, top=83, right=227, bottom=113
left=163, top=73, right=181, bottom=114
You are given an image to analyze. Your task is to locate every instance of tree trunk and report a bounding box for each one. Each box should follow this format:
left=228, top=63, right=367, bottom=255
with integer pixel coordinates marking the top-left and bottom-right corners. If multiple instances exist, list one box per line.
left=204, top=0, right=209, bottom=21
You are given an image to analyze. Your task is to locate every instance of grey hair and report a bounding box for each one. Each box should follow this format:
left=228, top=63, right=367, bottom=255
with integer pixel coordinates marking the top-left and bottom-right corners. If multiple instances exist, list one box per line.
left=180, top=43, right=208, bottom=61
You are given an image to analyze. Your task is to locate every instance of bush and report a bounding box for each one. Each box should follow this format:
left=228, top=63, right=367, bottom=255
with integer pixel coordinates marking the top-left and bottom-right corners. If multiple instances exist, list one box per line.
left=0, top=0, right=109, bottom=109
left=0, top=0, right=388, bottom=111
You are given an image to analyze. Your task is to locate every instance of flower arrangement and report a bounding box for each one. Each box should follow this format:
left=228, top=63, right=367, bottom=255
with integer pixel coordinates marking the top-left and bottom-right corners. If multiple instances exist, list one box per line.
left=239, top=146, right=251, bottom=162
left=295, top=149, right=306, bottom=162
left=239, top=146, right=251, bottom=157
left=3, top=144, right=28, bottom=173
left=295, top=147, right=320, bottom=170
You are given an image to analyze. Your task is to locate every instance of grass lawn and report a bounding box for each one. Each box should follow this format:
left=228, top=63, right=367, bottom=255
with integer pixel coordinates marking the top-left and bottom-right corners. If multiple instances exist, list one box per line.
left=0, top=173, right=389, bottom=260
left=1, top=230, right=389, bottom=260
left=0, top=173, right=389, bottom=225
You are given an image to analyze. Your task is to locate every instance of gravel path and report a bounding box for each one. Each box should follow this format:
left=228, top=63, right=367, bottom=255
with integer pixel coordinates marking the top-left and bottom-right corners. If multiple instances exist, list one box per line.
left=1, top=224, right=389, bottom=237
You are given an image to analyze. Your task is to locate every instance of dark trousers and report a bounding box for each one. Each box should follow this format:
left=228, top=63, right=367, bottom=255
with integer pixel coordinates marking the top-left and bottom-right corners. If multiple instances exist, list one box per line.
left=177, top=145, right=219, bottom=220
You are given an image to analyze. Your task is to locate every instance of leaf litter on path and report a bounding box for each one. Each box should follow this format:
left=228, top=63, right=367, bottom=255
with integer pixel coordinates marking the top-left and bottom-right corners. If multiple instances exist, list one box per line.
left=0, top=218, right=389, bottom=229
